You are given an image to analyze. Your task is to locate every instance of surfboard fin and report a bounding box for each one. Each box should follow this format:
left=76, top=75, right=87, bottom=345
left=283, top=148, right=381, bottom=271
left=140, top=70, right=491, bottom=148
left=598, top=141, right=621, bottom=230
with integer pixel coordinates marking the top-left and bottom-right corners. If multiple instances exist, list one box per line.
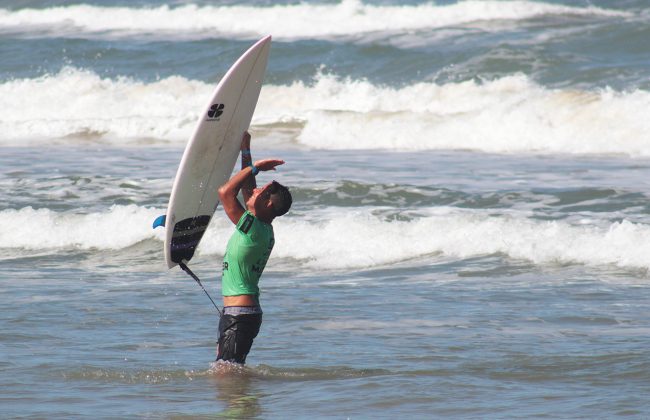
left=152, top=215, right=166, bottom=229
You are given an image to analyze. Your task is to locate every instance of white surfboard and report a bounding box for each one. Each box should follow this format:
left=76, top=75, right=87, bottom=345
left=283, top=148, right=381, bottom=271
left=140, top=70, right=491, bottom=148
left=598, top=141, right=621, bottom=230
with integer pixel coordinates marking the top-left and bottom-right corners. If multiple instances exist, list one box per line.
left=158, top=36, right=271, bottom=269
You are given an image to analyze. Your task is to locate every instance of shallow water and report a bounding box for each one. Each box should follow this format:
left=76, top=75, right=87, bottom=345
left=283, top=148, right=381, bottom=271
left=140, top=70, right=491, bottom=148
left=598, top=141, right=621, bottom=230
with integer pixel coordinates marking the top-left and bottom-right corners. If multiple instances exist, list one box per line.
left=3, top=147, right=650, bottom=417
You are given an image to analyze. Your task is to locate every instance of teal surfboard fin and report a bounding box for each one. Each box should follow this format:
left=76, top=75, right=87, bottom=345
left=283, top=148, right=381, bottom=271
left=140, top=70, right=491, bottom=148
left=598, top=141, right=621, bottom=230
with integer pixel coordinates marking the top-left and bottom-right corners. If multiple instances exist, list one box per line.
left=152, top=215, right=166, bottom=229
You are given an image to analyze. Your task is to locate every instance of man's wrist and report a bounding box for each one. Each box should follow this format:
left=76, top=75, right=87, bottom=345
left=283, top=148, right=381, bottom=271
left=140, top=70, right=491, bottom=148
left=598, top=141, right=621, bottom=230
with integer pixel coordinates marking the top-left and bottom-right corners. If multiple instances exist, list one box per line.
left=250, top=164, right=259, bottom=176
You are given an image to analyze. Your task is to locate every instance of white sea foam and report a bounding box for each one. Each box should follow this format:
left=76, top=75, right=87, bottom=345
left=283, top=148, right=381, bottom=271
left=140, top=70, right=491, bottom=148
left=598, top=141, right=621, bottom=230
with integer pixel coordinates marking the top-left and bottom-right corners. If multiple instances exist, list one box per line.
left=3, top=68, right=650, bottom=156
left=3, top=205, right=650, bottom=272
left=0, top=205, right=164, bottom=250
left=0, top=67, right=207, bottom=144
left=268, top=209, right=650, bottom=271
left=283, top=74, right=650, bottom=155
left=0, top=1, right=630, bottom=41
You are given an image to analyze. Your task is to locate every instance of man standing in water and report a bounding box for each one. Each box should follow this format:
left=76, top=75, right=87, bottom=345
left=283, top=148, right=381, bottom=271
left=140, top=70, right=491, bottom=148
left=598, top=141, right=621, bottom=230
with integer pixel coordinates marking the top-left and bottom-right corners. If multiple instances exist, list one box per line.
left=216, top=131, right=292, bottom=364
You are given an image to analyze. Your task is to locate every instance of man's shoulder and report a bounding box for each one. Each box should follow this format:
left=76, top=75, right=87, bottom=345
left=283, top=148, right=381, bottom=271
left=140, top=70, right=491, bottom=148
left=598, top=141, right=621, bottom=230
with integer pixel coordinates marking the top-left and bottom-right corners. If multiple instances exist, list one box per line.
left=237, top=211, right=256, bottom=234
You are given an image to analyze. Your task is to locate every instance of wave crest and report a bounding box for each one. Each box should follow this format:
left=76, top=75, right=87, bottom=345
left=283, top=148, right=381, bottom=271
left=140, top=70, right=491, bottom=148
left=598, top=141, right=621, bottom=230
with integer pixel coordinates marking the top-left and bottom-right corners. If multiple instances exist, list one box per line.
left=4, top=205, right=650, bottom=272
left=0, top=1, right=631, bottom=41
left=3, top=68, right=649, bottom=156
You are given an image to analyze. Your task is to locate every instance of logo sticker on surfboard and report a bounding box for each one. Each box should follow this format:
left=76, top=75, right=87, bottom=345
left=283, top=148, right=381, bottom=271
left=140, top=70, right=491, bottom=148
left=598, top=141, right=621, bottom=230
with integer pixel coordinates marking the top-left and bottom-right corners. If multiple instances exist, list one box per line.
left=207, top=103, right=225, bottom=120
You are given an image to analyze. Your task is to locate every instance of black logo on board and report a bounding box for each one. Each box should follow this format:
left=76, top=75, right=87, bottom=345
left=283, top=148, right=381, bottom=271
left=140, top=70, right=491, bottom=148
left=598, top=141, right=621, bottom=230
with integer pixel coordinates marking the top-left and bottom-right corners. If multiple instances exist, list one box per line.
left=207, top=103, right=225, bottom=120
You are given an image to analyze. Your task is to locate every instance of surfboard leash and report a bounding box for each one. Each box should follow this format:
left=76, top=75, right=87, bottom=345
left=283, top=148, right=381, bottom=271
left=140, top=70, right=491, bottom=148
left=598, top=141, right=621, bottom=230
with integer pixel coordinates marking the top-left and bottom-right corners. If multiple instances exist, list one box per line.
left=179, top=262, right=223, bottom=317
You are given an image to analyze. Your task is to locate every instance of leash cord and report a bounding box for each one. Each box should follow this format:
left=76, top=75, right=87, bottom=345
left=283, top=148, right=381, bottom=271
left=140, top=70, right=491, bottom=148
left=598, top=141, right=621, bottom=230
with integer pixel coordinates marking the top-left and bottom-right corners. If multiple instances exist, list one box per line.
left=179, top=262, right=223, bottom=317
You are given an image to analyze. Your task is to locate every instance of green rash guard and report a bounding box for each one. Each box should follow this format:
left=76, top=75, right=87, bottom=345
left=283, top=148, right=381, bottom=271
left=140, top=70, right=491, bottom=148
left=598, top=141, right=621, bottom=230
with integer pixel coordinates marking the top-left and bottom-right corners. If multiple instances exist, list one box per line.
left=221, top=211, right=275, bottom=298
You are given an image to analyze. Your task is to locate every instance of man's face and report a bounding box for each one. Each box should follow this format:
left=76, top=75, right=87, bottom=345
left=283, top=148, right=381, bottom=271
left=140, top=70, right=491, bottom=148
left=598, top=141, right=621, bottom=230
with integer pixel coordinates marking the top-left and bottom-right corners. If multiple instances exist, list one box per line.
left=246, top=181, right=276, bottom=212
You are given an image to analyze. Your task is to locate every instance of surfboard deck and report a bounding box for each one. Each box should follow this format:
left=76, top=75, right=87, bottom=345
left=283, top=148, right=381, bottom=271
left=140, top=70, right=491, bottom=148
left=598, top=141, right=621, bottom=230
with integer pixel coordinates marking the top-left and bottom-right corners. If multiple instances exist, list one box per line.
left=160, top=36, right=271, bottom=269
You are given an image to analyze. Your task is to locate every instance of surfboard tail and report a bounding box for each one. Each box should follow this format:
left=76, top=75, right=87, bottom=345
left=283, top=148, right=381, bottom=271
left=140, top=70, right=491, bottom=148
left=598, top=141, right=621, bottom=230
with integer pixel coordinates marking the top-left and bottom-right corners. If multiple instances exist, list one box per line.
left=169, top=215, right=212, bottom=264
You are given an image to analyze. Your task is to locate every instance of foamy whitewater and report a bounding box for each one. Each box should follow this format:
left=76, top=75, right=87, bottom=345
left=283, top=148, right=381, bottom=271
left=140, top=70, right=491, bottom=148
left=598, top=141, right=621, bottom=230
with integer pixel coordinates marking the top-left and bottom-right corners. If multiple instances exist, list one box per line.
left=2, top=1, right=650, bottom=418
left=4, top=67, right=650, bottom=155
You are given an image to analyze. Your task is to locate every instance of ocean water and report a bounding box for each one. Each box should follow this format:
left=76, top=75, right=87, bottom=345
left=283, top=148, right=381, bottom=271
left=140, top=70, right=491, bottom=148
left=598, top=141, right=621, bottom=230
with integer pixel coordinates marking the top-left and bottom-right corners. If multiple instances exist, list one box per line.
left=2, top=0, right=650, bottom=418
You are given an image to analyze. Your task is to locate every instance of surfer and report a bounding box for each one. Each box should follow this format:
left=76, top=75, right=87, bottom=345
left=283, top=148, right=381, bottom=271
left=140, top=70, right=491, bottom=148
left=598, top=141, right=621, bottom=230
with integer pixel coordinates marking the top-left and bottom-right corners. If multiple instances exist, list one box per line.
left=215, top=131, right=292, bottom=365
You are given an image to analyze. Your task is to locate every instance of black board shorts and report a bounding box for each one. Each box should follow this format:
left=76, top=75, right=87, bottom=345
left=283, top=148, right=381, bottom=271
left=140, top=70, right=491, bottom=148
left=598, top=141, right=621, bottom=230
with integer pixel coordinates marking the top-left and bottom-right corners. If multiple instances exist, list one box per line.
left=217, top=312, right=263, bottom=364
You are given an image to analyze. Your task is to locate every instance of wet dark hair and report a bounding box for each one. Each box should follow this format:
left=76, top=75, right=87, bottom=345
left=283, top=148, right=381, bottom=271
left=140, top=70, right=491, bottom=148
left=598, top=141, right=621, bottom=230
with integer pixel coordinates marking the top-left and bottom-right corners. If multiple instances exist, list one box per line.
left=269, top=181, right=292, bottom=217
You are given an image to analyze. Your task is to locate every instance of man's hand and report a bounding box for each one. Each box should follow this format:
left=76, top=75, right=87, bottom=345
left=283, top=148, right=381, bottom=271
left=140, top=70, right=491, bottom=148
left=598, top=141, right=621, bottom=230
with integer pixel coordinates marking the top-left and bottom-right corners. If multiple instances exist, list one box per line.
left=254, top=159, right=285, bottom=172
